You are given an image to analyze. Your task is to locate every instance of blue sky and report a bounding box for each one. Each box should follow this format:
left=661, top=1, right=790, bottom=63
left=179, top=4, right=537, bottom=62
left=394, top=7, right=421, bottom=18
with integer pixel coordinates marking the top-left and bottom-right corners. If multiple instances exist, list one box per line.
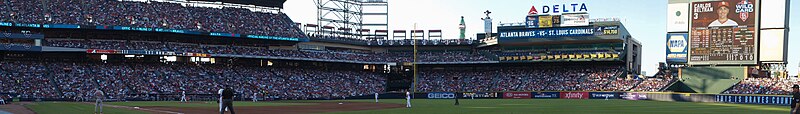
left=283, top=0, right=799, bottom=76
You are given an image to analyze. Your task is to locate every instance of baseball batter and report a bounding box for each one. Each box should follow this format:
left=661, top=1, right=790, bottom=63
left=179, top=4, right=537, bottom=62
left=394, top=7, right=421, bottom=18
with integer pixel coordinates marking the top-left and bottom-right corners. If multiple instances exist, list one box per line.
left=94, top=88, right=104, bottom=114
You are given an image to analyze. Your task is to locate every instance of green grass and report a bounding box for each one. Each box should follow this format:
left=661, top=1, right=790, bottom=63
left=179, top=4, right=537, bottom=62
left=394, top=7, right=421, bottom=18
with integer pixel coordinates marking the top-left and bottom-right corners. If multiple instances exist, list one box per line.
left=25, top=102, right=148, bottom=114
left=323, top=99, right=791, bottom=114
left=106, top=101, right=313, bottom=107
left=24, top=99, right=793, bottom=114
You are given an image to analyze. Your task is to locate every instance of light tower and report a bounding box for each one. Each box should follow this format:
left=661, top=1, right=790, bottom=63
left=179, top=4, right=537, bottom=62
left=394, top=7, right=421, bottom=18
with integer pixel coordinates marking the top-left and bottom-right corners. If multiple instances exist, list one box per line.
left=314, top=0, right=388, bottom=40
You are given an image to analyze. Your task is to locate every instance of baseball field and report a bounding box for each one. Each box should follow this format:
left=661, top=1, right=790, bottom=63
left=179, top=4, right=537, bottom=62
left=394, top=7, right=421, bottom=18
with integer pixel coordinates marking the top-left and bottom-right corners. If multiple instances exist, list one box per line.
left=7, top=99, right=791, bottom=114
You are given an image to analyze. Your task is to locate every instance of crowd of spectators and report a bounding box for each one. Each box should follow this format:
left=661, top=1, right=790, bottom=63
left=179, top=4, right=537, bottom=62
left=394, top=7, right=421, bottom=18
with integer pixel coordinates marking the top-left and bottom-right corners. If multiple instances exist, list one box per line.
left=0, top=0, right=305, bottom=38
left=417, top=65, right=625, bottom=92
left=605, top=78, right=642, bottom=91
left=723, top=78, right=795, bottom=95
left=45, top=39, right=491, bottom=62
left=0, top=61, right=60, bottom=98
left=630, top=76, right=673, bottom=92
left=0, top=61, right=385, bottom=100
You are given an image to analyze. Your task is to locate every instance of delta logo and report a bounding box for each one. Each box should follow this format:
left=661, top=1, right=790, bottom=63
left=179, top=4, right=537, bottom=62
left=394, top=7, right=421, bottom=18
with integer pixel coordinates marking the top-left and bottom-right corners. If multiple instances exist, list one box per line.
left=529, top=3, right=588, bottom=15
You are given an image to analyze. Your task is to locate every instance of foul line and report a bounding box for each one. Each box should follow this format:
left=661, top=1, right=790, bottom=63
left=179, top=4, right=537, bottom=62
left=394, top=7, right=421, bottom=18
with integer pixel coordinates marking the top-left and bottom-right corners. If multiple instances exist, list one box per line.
left=83, top=102, right=184, bottom=114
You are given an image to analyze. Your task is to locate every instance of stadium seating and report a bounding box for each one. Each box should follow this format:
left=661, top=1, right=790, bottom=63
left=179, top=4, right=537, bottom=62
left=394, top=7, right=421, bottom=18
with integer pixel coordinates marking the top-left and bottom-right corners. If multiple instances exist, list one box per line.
left=44, top=39, right=491, bottom=62
left=0, top=61, right=385, bottom=100
left=0, top=0, right=305, bottom=38
left=723, top=78, right=795, bottom=95
left=416, top=65, right=628, bottom=92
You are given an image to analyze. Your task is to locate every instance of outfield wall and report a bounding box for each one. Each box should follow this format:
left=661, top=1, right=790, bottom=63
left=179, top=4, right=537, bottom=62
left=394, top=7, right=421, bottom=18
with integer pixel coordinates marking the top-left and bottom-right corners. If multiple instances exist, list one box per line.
left=363, top=91, right=792, bottom=106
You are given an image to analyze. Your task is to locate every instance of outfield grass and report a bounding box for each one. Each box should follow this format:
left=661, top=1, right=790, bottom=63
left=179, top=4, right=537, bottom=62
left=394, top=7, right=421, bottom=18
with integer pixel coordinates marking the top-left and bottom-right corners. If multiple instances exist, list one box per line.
left=23, top=99, right=793, bottom=114
left=25, top=102, right=148, bottom=114
left=106, top=101, right=313, bottom=107
left=323, top=99, right=791, bottom=114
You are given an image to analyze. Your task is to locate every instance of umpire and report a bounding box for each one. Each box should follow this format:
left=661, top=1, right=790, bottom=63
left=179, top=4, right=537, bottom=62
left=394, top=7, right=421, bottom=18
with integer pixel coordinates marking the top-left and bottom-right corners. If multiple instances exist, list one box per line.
left=791, top=85, right=800, bottom=114
left=220, top=85, right=236, bottom=114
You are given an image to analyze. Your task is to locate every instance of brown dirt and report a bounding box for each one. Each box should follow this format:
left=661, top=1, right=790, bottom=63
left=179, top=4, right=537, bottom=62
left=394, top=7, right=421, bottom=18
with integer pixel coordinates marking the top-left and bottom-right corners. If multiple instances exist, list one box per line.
left=142, top=102, right=404, bottom=114
left=0, top=103, right=35, bottom=114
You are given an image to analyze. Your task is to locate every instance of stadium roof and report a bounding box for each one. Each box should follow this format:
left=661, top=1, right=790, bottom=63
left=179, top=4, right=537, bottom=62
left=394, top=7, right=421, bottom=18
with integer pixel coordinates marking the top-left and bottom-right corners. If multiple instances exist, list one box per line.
left=189, top=0, right=286, bottom=8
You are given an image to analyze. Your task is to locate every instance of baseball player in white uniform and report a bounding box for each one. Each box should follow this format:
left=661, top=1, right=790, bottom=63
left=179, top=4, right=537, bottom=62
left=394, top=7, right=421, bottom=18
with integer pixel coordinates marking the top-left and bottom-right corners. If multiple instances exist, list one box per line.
left=406, top=91, right=411, bottom=108
left=180, top=90, right=188, bottom=102
left=218, top=88, right=228, bottom=112
left=374, top=92, right=379, bottom=103
left=252, top=93, right=257, bottom=102
left=0, top=95, right=5, bottom=105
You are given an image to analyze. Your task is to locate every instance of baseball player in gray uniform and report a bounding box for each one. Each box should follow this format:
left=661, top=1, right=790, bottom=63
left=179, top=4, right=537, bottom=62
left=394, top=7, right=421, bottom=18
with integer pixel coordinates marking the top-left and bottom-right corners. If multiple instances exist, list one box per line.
left=94, top=88, right=105, bottom=114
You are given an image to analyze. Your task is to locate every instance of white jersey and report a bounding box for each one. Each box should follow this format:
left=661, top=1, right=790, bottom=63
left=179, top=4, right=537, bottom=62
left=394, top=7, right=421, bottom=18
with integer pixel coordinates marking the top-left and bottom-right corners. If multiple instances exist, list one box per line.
left=218, top=89, right=224, bottom=98
left=405, top=91, right=411, bottom=108
left=708, top=19, right=738, bottom=27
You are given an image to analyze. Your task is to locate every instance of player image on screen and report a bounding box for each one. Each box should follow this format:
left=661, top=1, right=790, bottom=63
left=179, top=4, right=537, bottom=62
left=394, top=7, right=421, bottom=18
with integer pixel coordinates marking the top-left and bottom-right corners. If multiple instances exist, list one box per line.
left=707, top=2, right=738, bottom=27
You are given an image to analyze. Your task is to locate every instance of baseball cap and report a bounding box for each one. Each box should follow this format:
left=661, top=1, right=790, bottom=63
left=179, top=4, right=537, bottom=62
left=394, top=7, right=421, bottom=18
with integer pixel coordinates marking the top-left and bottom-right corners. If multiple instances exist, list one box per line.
left=792, top=85, right=799, bottom=88
left=719, top=2, right=729, bottom=7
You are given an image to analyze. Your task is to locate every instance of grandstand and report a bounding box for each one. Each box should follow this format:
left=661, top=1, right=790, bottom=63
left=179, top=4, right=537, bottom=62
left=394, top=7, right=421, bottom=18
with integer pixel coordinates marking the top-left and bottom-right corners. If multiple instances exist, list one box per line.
left=0, top=0, right=656, bottom=101
left=0, top=0, right=795, bottom=113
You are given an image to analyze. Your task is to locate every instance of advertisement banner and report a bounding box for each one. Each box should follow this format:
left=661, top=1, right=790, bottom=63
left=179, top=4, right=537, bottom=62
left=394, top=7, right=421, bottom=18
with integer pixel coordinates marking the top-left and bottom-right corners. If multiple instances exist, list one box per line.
left=499, top=26, right=616, bottom=39
left=666, top=33, right=689, bottom=63
left=667, top=3, right=689, bottom=32
left=716, top=95, right=791, bottom=106
left=462, top=92, right=498, bottom=98
left=427, top=92, right=456, bottom=99
left=689, top=0, right=757, bottom=64
left=621, top=92, right=648, bottom=100
left=532, top=92, right=560, bottom=99
left=559, top=92, right=589, bottom=99
left=42, top=24, right=80, bottom=29
left=86, top=49, right=118, bottom=54
left=503, top=92, right=532, bottom=99
left=560, top=14, right=589, bottom=27
left=538, top=15, right=553, bottom=28
left=589, top=92, right=619, bottom=99
left=525, top=16, right=539, bottom=28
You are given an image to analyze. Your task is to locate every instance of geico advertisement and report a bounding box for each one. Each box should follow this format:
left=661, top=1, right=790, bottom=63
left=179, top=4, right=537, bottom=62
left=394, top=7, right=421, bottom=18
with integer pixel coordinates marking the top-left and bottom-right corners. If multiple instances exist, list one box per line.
left=427, top=92, right=455, bottom=99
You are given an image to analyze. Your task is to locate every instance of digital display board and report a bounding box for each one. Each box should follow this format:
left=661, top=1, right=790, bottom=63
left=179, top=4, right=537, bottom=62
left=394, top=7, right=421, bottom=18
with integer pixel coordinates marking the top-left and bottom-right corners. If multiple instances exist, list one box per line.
left=499, top=26, right=617, bottom=39
left=689, top=0, right=756, bottom=64
left=526, top=16, right=539, bottom=28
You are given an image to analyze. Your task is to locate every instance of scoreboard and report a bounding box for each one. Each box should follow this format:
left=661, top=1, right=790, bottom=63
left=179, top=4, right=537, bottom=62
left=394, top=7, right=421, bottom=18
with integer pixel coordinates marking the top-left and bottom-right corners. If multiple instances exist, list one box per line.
left=689, top=26, right=755, bottom=62
left=688, top=0, right=756, bottom=64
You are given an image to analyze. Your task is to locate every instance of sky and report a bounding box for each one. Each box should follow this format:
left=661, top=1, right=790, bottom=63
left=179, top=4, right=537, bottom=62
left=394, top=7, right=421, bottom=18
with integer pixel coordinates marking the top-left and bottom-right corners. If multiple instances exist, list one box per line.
left=283, top=0, right=799, bottom=76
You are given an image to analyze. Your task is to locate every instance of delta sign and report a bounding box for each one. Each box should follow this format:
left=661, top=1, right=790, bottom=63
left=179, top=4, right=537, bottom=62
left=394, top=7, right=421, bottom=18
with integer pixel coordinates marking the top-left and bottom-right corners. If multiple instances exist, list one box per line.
left=529, top=3, right=589, bottom=15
